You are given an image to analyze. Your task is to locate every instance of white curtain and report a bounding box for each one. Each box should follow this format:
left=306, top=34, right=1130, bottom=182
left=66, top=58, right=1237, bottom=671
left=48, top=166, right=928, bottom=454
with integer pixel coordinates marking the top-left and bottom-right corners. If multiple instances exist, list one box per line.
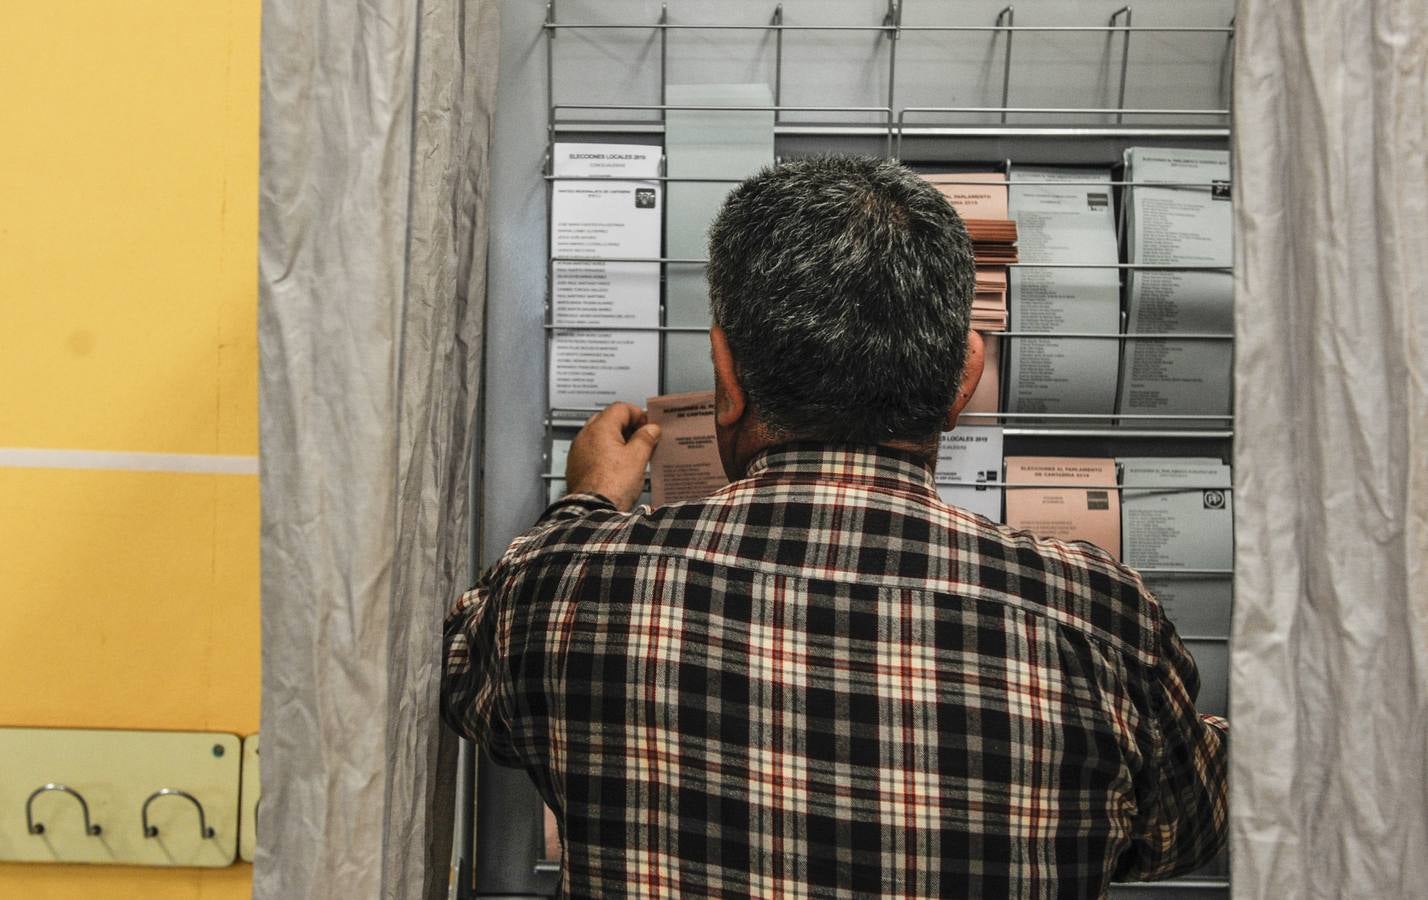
left=255, top=1, right=500, bottom=897
left=1231, top=2, right=1427, bottom=896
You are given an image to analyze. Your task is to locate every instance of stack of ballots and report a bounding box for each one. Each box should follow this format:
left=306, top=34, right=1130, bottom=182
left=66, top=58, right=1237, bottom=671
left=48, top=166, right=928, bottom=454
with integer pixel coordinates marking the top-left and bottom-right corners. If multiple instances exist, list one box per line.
left=922, top=172, right=1018, bottom=332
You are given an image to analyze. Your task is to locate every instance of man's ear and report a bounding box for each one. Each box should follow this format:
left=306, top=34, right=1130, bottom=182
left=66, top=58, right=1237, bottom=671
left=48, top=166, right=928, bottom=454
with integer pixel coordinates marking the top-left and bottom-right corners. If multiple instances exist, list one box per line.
left=943, top=330, right=987, bottom=431
left=710, top=325, right=747, bottom=427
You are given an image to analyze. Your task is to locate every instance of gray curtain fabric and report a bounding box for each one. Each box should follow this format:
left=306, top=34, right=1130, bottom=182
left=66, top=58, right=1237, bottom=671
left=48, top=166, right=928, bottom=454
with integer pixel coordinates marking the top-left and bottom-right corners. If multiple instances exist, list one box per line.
left=1231, top=2, right=1427, bottom=897
left=256, top=1, right=500, bottom=897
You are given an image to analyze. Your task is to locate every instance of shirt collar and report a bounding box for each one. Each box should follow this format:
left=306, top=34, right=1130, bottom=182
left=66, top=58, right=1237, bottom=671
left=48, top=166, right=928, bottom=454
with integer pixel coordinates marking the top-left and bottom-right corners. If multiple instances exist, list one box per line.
left=743, top=442, right=938, bottom=493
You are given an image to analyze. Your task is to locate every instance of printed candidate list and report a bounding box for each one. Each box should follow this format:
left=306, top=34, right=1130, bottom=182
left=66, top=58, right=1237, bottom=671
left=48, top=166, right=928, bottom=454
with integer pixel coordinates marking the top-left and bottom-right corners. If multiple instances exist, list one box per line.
left=549, top=143, right=662, bottom=409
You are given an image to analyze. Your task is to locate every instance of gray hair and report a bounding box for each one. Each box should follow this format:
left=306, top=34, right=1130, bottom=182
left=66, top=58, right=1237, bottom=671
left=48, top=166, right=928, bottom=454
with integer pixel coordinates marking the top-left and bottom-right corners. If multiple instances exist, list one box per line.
left=707, top=156, right=975, bottom=443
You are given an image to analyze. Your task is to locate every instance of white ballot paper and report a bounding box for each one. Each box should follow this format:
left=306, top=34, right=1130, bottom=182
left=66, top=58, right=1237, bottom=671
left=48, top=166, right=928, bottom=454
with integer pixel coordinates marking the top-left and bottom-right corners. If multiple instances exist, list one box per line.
left=1119, top=457, right=1234, bottom=639
left=1004, top=457, right=1121, bottom=559
left=549, top=143, right=662, bottom=409
left=1006, top=167, right=1121, bottom=420
left=1117, top=148, right=1234, bottom=423
left=935, top=427, right=1004, bottom=521
left=646, top=391, right=728, bottom=506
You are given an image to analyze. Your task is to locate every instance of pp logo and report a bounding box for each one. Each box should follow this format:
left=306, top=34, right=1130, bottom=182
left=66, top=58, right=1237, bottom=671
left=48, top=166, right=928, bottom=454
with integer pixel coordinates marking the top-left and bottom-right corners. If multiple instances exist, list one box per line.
left=1203, top=490, right=1226, bottom=510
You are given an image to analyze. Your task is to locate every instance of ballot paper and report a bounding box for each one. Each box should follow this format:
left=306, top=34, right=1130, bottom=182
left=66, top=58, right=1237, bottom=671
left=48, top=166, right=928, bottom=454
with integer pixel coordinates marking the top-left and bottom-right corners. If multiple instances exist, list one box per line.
left=962, top=334, right=1001, bottom=423
left=1006, top=167, right=1121, bottom=420
left=935, top=426, right=1004, bottom=521
left=923, top=171, right=1009, bottom=218
left=663, top=84, right=775, bottom=394
left=923, top=172, right=1014, bottom=419
left=542, top=806, right=560, bottom=863
left=549, top=143, right=662, bottom=409
left=646, top=391, right=728, bottom=506
left=1003, top=457, right=1121, bottom=559
left=923, top=172, right=1014, bottom=327
left=1119, top=457, right=1234, bottom=639
left=1117, top=148, right=1234, bottom=423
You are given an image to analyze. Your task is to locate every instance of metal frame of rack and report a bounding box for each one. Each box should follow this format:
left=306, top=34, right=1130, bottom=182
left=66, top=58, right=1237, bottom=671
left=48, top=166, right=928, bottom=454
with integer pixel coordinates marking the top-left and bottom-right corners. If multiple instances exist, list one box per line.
left=465, top=3, right=1238, bottom=897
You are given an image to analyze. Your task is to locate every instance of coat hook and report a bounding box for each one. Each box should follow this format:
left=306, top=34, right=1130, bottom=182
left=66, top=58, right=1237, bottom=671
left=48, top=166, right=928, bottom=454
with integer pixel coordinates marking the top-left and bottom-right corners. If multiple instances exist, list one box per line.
left=142, top=789, right=216, bottom=839
left=26, top=783, right=102, bottom=836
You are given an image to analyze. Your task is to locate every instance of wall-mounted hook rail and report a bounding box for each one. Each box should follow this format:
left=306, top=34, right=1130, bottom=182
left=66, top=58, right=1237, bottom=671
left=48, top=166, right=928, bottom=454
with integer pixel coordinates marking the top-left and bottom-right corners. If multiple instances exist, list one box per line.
left=894, top=24, right=1232, bottom=34
left=544, top=22, right=1233, bottom=35
left=142, top=789, right=216, bottom=840
left=551, top=102, right=896, bottom=152
left=895, top=105, right=1229, bottom=154
left=26, top=784, right=102, bottom=836
left=547, top=22, right=894, bottom=33
left=901, top=105, right=1229, bottom=117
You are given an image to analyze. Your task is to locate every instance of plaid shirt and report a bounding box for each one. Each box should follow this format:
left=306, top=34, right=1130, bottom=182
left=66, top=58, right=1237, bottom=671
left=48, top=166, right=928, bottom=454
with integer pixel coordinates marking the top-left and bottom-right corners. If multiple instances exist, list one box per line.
left=443, top=445, right=1228, bottom=898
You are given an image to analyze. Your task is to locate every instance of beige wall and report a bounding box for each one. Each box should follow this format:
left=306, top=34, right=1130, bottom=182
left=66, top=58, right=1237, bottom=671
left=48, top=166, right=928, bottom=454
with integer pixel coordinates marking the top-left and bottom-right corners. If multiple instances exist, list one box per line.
left=0, top=2, right=261, bottom=896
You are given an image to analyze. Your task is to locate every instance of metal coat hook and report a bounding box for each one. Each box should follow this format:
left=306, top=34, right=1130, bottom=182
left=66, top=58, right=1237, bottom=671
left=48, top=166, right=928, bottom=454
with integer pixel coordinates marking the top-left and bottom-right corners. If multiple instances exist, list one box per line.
left=995, top=7, right=1014, bottom=124
left=26, top=783, right=102, bottom=836
left=1219, top=15, right=1236, bottom=105
left=658, top=3, right=668, bottom=115
left=1108, top=6, right=1133, bottom=124
left=142, top=789, right=216, bottom=840
left=771, top=4, right=784, bottom=120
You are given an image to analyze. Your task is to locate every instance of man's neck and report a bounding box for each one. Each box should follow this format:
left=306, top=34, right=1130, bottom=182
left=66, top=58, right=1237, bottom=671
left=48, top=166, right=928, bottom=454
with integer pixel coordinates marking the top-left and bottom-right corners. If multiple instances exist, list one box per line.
left=733, top=434, right=940, bottom=479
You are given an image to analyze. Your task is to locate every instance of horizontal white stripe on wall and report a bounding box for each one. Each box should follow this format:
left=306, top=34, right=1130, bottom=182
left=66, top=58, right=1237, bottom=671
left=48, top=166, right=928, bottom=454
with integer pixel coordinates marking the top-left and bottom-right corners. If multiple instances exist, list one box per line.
left=0, top=448, right=258, bottom=476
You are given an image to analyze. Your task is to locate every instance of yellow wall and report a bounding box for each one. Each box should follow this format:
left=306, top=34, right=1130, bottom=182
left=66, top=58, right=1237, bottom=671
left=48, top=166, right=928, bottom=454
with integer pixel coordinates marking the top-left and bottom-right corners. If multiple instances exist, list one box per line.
left=0, top=2, right=261, bottom=897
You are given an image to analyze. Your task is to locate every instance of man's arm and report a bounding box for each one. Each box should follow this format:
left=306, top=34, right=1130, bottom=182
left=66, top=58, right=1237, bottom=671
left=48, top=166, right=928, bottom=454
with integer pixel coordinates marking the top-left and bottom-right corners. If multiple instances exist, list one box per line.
left=1119, top=604, right=1230, bottom=881
left=440, top=402, right=661, bottom=758
left=441, top=574, right=520, bottom=762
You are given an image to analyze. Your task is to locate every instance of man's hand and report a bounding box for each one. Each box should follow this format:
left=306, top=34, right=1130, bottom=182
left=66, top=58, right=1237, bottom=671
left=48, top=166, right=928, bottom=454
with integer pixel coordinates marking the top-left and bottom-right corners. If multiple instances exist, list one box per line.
left=565, top=402, right=661, bottom=512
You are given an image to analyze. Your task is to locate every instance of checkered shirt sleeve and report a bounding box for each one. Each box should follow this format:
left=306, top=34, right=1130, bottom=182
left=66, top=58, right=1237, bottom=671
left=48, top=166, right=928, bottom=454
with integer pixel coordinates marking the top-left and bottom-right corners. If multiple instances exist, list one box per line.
left=442, top=446, right=1229, bottom=897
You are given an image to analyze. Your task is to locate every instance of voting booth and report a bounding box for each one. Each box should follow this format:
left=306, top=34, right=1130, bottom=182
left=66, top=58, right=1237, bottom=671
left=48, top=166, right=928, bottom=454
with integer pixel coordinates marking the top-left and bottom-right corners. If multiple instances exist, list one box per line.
left=463, top=1, right=1236, bottom=897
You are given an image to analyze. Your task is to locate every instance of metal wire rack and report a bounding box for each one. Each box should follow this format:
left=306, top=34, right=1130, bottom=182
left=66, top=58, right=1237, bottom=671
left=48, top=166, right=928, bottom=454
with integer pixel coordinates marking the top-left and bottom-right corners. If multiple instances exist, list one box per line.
left=508, top=7, right=1238, bottom=895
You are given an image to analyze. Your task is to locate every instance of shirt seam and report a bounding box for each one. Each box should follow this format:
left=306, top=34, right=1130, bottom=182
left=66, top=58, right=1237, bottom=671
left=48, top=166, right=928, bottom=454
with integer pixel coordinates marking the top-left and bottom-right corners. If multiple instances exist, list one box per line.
left=504, top=542, right=1160, bottom=667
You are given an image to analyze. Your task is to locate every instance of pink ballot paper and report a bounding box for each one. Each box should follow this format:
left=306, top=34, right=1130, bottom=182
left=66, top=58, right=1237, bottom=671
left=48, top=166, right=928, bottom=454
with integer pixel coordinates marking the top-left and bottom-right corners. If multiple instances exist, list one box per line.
left=1003, top=456, right=1121, bottom=559
left=646, top=391, right=728, bottom=506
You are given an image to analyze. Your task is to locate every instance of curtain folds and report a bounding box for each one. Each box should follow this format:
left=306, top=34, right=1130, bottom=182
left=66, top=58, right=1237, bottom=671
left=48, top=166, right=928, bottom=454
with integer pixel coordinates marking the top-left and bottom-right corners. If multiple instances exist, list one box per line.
left=1231, top=2, right=1427, bottom=896
left=256, top=1, right=500, bottom=898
